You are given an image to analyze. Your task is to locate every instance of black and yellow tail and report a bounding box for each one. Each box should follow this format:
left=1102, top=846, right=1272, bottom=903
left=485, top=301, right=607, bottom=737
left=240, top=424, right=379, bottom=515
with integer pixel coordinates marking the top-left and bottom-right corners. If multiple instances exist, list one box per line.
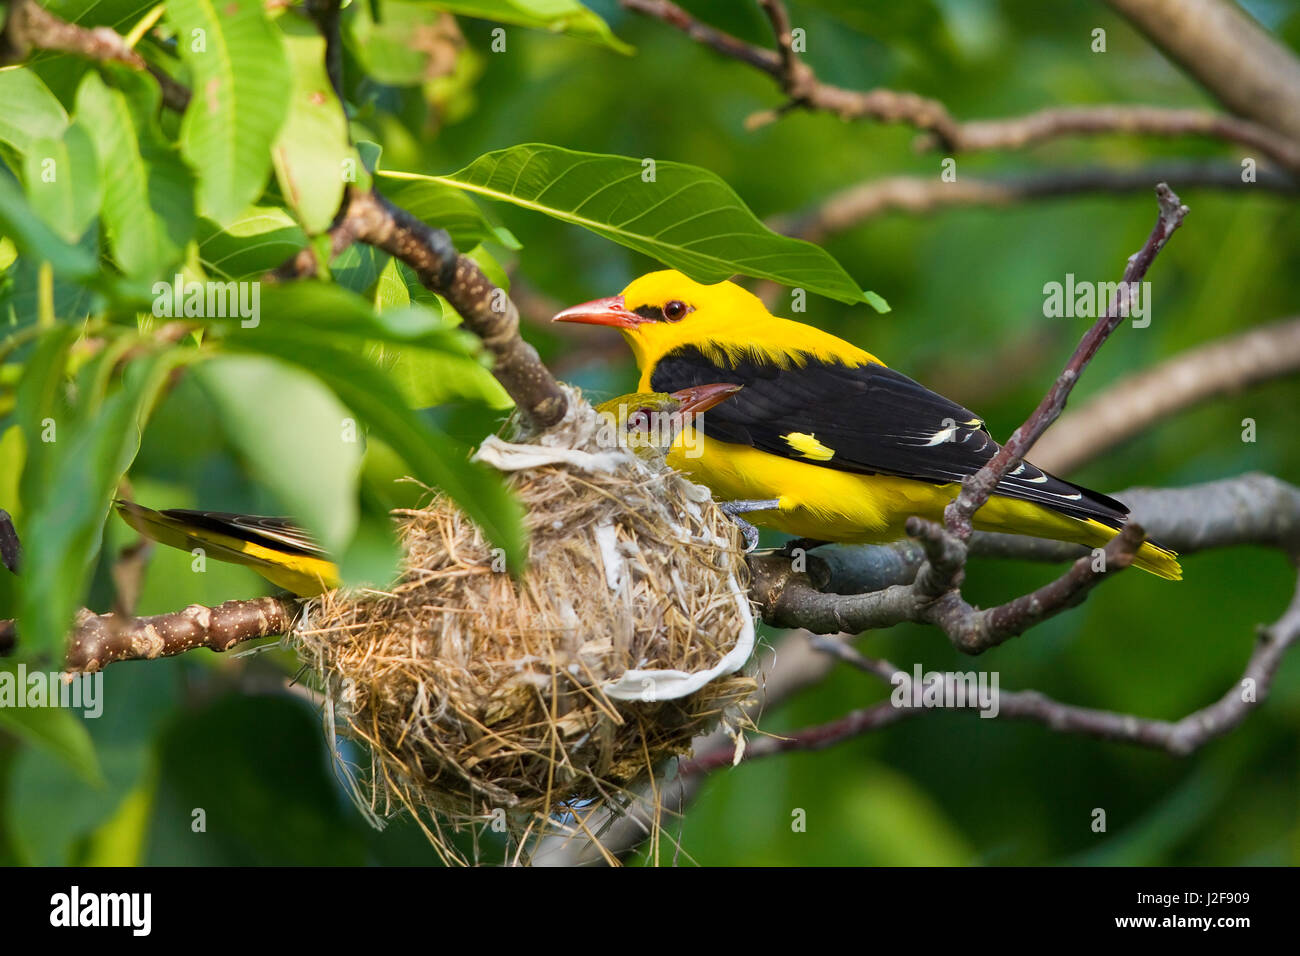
left=114, top=501, right=339, bottom=596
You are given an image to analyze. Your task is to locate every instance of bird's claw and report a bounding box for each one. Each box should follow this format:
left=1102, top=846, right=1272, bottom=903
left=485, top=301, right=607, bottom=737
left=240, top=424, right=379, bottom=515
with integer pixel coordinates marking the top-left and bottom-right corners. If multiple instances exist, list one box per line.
left=734, top=516, right=760, bottom=552
left=719, top=499, right=779, bottom=553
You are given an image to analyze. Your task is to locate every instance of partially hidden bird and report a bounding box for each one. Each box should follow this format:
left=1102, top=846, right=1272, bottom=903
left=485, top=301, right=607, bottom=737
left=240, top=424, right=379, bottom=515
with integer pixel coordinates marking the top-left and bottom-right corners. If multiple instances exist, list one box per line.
left=553, top=269, right=1181, bottom=580
left=113, top=383, right=746, bottom=596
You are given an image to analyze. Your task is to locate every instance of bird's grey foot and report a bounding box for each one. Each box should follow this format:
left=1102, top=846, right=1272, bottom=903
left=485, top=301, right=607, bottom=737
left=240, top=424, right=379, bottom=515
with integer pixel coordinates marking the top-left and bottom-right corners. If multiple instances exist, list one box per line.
left=719, top=499, right=780, bottom=553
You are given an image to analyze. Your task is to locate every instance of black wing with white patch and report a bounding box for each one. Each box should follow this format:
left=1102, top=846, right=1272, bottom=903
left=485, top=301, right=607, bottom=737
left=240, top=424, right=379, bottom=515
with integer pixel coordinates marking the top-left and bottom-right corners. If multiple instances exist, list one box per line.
left=158, top=509, right=326, bottom=556
left=650, top=346, right=1129, bottom=528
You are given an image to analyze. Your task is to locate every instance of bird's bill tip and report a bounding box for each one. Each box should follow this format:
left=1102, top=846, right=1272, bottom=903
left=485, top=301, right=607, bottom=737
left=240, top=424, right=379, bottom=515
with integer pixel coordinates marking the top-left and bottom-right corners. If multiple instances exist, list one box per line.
left=552, top=294, right=647, bottom=329
left=671, top=382, right=742, bottom=415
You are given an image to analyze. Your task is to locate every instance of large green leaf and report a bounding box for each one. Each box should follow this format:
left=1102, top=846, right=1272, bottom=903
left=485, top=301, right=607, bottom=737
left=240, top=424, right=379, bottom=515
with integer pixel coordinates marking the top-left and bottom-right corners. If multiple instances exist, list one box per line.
left=272, top=17, right=355, bottom=234
left=74, top=69, right=195, bottom=278
left=166, top=0, right=291, bottom=225
left=420, top=0, right=632, bottom=54
left=22, top=122, right=100, bottom=244
left=0, top=68, right=69, bottom=153
left=194, top=355, right=361, bottom=555
left=380, top=144, right=885, bottom=309
left=221, top=328, right=526, bottom=569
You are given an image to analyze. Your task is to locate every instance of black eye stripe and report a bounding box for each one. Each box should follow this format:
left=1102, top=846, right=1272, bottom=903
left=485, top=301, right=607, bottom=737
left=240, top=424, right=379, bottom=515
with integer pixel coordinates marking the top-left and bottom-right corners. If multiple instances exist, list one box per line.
left=633, top=305, right=665, bottom=321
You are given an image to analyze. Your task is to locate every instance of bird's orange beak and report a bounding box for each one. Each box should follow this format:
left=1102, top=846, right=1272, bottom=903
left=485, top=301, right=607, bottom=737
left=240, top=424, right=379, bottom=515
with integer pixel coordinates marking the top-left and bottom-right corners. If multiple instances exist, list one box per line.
left=552, top=294, right=648, bottom=329
left=671, top=383, right=742, bottom=415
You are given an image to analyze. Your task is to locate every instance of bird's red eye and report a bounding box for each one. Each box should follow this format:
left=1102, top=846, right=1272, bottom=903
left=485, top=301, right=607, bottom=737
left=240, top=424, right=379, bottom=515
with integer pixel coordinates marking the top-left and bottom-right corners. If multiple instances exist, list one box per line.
left=628, top=410, right=650, bottom=432
left=664, top=300, right=688, bottom=322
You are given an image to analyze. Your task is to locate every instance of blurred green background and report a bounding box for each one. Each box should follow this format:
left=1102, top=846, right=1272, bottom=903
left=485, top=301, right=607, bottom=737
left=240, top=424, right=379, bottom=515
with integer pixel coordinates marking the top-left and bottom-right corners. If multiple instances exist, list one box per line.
left=3, top=0, right=1299, bottom=865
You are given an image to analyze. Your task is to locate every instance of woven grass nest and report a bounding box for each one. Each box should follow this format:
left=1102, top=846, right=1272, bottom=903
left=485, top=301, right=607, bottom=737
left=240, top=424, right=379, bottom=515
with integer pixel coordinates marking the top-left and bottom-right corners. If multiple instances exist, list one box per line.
left=292, top=387, right=758, bottom=863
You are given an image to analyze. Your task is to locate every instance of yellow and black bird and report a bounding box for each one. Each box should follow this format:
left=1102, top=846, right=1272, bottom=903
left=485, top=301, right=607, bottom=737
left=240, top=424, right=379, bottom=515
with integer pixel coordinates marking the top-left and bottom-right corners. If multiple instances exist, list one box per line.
left=553, top=270, right=1181, bottom=579
left=113, top=384, right=745, bottom=595
left=115, top=500, right=340, bottom=596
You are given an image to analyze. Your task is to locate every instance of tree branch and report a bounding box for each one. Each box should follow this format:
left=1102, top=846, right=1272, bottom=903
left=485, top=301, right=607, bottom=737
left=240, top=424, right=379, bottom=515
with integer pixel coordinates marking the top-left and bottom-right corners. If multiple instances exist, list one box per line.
left=787, top=578, right=1300, bottom=758
left=267, top=188, right=569, bottom=428
left=62, top=597, right=298, bottom=673
left=1104, top=0, right=1300, bottom=144
left=0, top=0, right=143, bottom=67
left=0, top=0, right=189, bottom=110
left=622, top=0, right=1300, bottom=172
left=770, top=163, right=1295, bottom=241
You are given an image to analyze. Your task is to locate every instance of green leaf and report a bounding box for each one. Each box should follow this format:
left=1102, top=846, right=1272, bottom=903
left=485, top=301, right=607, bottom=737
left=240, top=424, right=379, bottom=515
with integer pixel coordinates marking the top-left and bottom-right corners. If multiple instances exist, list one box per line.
left=193, top=355, right=361, bottom=555
left=17, top=351, right=180, bottom=657
left=222, top=328, right=526, bottom=569
left=272, top=17, right=355, bottom=234
left=381, top=144, right=884, bottom=309
left=0, top=680, right=103, bottom=786
left=197, top=206, right=307, bottom=280
left=419, top=0, right=632, bottom=55
left=74, top=68, right=196, bottom=278
left=166, top=0, right=291, bottom=225
left=374, top=255, right=410, bottom=311
left=379, top=345, right=513, bottom=410
left=0, top=170, right=98, bottom=282
left=0, top=68, right=69, bottom=153
left=366, top=267, right=512, bottom=408
left=23, top=123, right=101, bottom=243
left=15, top=325, right=78, bottom=513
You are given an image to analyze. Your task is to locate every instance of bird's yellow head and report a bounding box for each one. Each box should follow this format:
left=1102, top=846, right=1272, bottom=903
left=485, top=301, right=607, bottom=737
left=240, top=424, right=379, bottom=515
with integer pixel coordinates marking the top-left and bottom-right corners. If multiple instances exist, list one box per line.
left=552, top=270, right=778, bottom=369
